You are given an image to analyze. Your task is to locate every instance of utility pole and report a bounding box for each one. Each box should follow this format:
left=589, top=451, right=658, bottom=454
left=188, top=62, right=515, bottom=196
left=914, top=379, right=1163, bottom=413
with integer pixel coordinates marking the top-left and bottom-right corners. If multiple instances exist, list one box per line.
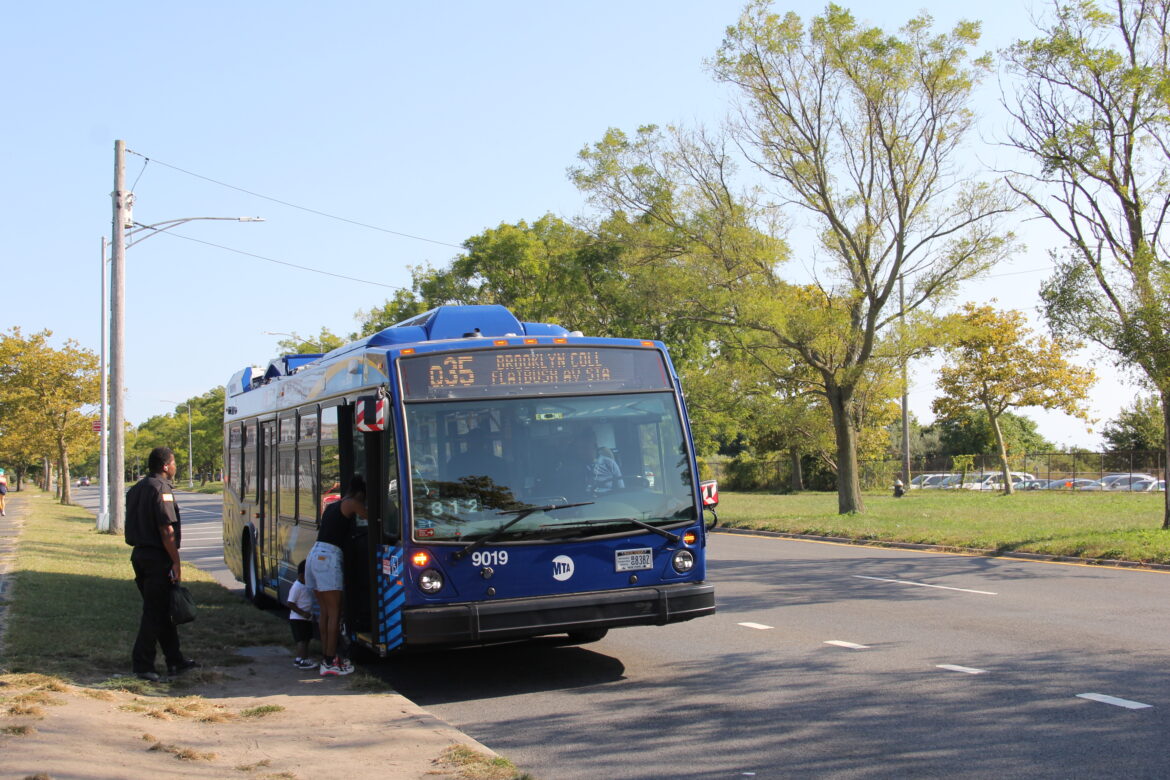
left=900, top=275, right=911, bottom=486
left=98, top=237, right=109, bottom=531
left=109, top=140, right=130, bottom=534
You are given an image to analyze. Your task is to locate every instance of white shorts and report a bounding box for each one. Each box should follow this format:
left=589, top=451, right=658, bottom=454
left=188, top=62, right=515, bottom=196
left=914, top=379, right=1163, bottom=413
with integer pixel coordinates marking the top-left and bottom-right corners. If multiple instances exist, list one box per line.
left=305, top=541, right=343, bottom=592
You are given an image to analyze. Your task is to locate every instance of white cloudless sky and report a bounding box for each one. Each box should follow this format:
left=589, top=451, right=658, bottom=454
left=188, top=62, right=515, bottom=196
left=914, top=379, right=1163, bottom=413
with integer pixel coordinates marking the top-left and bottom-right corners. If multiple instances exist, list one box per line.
left=3, top=0, right=1133, bottom=448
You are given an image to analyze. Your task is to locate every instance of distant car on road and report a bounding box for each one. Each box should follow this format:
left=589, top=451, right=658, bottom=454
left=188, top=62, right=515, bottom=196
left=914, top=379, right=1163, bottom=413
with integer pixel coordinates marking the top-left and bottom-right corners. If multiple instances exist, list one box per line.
left=78, top=476, right=90, bottom=486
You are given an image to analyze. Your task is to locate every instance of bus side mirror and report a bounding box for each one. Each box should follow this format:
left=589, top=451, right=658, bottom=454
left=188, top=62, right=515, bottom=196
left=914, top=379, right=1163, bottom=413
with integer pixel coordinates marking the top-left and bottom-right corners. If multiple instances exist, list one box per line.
left=704, top=507, right=718, bottom=531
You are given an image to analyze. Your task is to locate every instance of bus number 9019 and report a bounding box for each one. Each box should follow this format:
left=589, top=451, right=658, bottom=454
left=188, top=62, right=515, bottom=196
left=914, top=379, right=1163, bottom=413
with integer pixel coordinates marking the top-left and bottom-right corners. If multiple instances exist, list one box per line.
left=470, top=550, right=509, bottom=567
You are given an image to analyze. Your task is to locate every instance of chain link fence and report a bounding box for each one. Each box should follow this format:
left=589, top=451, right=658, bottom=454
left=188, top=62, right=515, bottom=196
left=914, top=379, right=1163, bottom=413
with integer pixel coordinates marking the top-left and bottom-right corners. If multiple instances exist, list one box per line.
left=702, top=451, right=1167, bottom=492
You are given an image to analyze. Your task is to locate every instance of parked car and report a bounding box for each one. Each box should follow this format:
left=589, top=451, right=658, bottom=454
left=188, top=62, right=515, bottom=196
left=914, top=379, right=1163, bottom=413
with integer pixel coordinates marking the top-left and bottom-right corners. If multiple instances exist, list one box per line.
left=1046, top=478, right=1101, bottom=490
left=910, top=473, right=951, bottom=489
left=1018, top=479, right=1053, bottom=490
left=961, top=472, right=1035, bottom=490
left=1077, top=479, right=1107, bottom=491
left=1103, top=473, right=1158, bottom=491
left=1099, top=472, right=1155, bottom=491
left=933, top=474, right=967, bottom=490
left=1131, top=478, right=1166, bottom=492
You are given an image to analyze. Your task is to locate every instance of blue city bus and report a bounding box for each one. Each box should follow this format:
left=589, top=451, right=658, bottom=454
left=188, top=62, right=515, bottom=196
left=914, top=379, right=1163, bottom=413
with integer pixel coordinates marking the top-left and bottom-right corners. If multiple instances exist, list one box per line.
left=223, top=305, right=716, bottom=654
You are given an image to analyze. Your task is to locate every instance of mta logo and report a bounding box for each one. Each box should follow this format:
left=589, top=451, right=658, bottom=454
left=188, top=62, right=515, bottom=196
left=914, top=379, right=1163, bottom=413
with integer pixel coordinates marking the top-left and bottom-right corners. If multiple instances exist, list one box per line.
left=552, top=555, right=574, bottom=581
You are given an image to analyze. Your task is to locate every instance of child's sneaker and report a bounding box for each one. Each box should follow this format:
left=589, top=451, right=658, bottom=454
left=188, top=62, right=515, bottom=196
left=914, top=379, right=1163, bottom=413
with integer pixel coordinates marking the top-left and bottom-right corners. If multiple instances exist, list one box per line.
left=319, top=658, right=341, bottom=676
left=337, top=657, right=355, bottom=674
left=294, top=657, right=317, bottom=670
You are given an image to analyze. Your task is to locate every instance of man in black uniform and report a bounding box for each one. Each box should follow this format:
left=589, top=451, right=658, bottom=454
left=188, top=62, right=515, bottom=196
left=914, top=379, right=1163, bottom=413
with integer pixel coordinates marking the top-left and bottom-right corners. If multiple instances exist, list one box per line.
left=125, top=446, right=197, bottom=681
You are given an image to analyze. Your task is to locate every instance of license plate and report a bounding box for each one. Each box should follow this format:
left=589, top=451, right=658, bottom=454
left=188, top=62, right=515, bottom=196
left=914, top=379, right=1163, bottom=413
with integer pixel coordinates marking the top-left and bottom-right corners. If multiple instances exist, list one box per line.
left=615, top=548, right=653, bottom=572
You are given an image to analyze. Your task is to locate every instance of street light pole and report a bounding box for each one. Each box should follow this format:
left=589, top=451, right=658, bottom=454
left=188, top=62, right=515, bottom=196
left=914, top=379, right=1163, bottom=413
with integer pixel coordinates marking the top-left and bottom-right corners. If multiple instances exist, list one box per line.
left=97, top=237, right=110, bottom=531
left=110, top=141, right=129, bottom=533
left=106, top=139, right=263, bottom=530
left=162, top=400, right=194, bottom=489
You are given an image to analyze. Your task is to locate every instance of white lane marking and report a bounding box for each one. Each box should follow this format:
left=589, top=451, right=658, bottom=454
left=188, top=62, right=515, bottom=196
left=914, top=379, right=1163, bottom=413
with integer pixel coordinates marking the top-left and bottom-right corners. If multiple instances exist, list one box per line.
left=738, top=622, right=773, bottom=630
left=1077, top=693, right=1152, bottom=710
left=937, top=664, right=987, bottom=675
left=824, top=640, right=869, bottom=649
left=853, top=575, right=998, bottom=595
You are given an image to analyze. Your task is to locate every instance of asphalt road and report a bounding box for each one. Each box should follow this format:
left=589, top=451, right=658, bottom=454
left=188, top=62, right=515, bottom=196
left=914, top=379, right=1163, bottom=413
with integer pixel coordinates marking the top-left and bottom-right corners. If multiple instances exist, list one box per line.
left=376, top=532, right=1170, bottom=779
left=70, top=486, right=1170, bottom=778
left=72, top=486, right=239, bottom=593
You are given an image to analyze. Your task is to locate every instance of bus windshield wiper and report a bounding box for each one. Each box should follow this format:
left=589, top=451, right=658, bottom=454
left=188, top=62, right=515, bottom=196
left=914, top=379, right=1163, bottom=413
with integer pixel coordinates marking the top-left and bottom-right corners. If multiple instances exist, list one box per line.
left=544, top=517, right=681, bottom=543
left=452, top=501, right=593, bottom=560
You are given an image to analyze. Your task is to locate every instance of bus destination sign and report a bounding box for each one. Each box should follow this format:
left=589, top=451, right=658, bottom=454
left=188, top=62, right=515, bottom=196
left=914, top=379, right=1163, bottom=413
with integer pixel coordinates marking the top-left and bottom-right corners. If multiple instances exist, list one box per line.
left=399, top=346, right=671, bottom=400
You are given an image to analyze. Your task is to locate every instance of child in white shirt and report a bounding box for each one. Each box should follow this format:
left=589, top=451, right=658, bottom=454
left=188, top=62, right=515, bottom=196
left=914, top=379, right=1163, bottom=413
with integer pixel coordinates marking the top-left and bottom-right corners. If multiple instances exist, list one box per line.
left=286, top=560, right=316, bottom=670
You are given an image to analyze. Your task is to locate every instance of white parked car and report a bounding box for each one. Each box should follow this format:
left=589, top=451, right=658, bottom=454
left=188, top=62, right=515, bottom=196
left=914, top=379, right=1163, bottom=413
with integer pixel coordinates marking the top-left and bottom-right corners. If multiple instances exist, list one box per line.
left=910, top=473, right=951, bottom=489
left=1102, top=473, right=1158, bottom=491
left=961, top=472, right=1035, bottom=490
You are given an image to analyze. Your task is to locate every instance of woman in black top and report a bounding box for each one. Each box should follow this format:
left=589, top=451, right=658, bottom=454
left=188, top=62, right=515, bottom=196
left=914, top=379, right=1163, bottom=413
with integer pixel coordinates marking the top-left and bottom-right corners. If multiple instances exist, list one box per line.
left=306, top=475, right=366, bottom=676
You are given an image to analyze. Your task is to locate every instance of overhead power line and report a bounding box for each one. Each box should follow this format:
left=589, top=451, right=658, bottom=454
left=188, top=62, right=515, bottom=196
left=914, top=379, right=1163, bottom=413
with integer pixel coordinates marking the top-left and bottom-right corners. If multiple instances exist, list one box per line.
left=163, top=231, right=409, bottom=290
left=125, top=149, right=466, bottom=251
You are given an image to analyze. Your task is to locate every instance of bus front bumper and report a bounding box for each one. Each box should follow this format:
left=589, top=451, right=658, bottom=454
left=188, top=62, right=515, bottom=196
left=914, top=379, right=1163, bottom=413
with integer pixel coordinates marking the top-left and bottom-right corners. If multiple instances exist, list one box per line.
left=402, top=581, right=715, bottom=646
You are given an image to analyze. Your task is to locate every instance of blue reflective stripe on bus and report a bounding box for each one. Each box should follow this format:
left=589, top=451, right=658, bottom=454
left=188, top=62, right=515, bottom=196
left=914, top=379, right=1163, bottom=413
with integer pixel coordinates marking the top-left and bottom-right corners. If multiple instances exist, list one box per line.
left=377, top=545, right=405, bottom=650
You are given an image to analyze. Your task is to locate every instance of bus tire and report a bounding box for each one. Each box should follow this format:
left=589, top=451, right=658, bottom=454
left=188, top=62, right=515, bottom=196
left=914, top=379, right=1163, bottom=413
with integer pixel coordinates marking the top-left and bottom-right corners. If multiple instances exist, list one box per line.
left=565, top=628, right=608, bottom=644
left=242, top=533, right=270, bottom=607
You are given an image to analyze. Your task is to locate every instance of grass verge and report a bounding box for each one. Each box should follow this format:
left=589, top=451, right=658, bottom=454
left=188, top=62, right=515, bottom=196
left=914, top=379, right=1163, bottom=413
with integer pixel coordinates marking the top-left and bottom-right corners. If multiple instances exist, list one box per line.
left=1, top=491, right=288, bottom=683
left=717, top=490, right=1170, bottom=564
left=433, top=744, right=534, bottom=780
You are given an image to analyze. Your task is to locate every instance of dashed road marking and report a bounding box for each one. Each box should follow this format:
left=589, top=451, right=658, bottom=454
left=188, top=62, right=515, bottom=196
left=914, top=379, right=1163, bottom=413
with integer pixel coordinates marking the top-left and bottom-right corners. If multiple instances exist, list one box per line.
left=853, top=574, right=997, bottom=595
left=824, top=640, right=869, bottom=649
left=737, top=622, right=773, bottom=630
left=937, top=664, right=987, bottom=675
left=1077, top=693, right=1152, bottom=710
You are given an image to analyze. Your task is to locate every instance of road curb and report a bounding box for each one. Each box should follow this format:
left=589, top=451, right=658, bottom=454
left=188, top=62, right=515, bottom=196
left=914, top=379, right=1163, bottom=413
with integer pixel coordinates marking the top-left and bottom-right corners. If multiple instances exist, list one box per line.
left=711, top=525, right=1170, bottom=572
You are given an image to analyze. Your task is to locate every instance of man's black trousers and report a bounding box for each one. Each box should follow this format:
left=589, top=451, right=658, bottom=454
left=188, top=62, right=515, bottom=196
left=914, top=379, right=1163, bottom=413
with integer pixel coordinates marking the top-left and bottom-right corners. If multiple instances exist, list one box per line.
left=130, top=547, right=182, bottom=673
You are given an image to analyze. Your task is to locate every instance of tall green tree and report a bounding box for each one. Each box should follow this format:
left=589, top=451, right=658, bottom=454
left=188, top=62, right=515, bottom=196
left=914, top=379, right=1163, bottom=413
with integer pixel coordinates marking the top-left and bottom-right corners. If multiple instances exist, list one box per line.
left=928, top=410, right=1054, bottom=459
left=0, top=328, right=100, bottom=504
left=1004, top=0, right=1170, bottom=524
left=575, top=3, right=1015, bottom=513
left=1101, top=394, right=1164, bottom=451
left=932, top=305, right=1095, bottom=493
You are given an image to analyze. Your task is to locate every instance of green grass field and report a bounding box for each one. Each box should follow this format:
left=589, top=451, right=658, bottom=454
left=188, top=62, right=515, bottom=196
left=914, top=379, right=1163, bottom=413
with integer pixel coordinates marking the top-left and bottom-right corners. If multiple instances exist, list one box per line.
left=1, top=492, right=287, bottom=683
left=716, top=489, right=1170, bottom=565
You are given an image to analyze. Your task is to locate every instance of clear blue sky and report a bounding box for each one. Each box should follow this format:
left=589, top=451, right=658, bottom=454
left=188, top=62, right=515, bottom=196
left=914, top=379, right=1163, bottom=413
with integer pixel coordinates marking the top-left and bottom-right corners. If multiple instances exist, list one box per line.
left=3, top=0, right=1127, bottom=448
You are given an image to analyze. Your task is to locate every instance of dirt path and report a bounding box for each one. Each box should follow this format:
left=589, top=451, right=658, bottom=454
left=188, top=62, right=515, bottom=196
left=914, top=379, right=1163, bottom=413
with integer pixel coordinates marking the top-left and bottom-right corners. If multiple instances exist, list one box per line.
left=2, top=648, right=496, bottom=780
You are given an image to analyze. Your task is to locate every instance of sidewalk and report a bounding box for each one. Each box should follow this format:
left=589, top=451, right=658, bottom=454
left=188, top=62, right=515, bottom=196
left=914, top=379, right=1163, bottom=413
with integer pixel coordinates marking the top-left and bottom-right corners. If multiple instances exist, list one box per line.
left=0, top=492, right=506, bottom=780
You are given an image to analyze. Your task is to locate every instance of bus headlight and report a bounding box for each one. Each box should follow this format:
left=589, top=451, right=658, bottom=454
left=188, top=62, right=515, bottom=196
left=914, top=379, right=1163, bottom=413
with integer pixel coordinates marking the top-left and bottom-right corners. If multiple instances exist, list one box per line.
left=418, top=569, right=444, bottom=594
left=671, top=550, right=695, bottom=573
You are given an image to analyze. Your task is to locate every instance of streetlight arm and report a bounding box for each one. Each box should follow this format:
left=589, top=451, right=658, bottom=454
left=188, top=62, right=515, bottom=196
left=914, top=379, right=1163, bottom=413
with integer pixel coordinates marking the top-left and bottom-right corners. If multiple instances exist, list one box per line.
left=126, top=216, right=264, bottom=249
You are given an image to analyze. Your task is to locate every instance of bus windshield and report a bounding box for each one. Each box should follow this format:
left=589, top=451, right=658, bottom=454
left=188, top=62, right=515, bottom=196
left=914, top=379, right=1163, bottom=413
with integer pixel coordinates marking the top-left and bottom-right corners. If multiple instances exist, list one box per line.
left=403, top=392, right=695, bottom=543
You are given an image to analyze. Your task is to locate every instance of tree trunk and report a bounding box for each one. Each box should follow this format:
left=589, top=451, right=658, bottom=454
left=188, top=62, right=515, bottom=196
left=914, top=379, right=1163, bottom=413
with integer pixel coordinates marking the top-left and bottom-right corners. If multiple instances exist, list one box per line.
left=988, top=407, right=1013, bottom=495
left=1161, top=391, right=1170, bottom=530
left=789, top=448, right=804, bottom=492
left=826, top=383, right=865, bottom=514
left=58, top=436, right=72, bottom=505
